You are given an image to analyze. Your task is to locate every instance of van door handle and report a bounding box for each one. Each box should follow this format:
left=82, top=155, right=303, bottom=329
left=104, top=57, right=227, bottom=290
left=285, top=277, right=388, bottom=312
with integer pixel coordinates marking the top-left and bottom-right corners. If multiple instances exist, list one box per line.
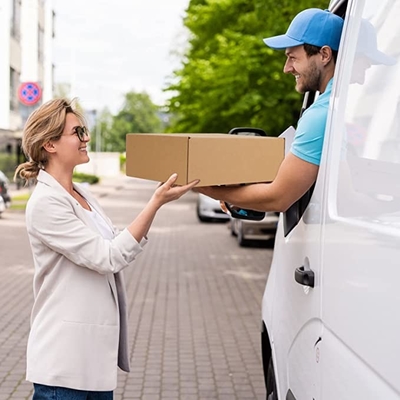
left=294, top=266, right=315, bottom=288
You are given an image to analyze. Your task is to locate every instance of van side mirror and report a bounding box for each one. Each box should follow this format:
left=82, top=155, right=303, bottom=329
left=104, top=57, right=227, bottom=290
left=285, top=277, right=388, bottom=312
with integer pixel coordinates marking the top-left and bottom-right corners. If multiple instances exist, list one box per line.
left=225, top=127, right=267, bottom=221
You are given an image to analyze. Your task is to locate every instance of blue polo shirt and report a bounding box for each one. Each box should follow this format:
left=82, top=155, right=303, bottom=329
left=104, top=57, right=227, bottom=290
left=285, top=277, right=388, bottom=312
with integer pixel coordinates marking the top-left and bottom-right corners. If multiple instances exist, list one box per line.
left=291, top=78, right=333, bottom=166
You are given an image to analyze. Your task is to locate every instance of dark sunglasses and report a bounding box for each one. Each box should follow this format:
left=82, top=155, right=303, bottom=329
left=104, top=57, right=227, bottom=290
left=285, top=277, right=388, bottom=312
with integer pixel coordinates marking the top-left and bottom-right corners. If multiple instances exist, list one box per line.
left=73, top=126, right=89, bottom=142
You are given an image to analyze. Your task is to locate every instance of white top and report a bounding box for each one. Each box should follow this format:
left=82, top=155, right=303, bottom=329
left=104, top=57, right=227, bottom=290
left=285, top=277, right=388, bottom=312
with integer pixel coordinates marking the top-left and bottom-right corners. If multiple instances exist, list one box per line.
left=84, top=205, right=114, bottom=240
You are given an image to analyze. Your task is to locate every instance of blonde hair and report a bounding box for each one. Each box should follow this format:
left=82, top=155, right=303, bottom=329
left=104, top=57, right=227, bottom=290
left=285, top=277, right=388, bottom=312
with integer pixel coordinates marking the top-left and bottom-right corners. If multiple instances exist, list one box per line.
left=14, top=98, right=86, bottom=183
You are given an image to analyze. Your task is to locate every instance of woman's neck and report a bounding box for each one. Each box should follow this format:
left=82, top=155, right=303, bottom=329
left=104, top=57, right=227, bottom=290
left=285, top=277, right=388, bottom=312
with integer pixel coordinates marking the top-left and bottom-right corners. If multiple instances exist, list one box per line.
left=44, top=165, right=74, bottom=194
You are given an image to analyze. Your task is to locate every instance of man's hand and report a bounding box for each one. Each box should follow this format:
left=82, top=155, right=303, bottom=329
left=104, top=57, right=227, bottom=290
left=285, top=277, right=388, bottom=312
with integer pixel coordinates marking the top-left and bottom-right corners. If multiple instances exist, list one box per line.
left=219, top=200, right=230, bottom=215
left=186, top=153, right=319, bottom=212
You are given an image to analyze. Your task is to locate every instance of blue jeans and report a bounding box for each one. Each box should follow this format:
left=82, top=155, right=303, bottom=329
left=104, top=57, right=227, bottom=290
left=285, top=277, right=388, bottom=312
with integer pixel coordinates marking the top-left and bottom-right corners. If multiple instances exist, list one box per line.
left=33, top=384, right=113, bottom=400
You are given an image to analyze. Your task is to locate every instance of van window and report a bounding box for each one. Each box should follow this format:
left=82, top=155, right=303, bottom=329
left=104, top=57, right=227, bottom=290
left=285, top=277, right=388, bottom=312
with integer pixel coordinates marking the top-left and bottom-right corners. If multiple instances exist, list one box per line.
left=283, top=92, right=317, bottom=236
left=332, top=1, right=400, bottom=228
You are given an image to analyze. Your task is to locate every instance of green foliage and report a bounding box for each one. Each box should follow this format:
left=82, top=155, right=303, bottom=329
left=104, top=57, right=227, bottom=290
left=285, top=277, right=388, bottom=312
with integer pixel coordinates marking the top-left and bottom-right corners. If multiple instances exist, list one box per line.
left=99, top=92, right=163, bottom=152
left=72, top=172, right=100, bottom=185
left=164, top=0, right=329, bottom=136
left=0, top=153, right=17, bottom=180
left=119, top=153, right=126, bottom=173
left=10, top=192, right=30, bottom=211
left=54, top=82, right=71, bottom=99
left=89, top=108, right=113, bottom=152
left=54, top=83, right=85, bottom=115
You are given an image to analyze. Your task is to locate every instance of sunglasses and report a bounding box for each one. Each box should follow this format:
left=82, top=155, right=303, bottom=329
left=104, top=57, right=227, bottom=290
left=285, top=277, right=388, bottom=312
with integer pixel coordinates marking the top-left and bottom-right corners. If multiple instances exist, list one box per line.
left=72, top=126, right=89, bottom=142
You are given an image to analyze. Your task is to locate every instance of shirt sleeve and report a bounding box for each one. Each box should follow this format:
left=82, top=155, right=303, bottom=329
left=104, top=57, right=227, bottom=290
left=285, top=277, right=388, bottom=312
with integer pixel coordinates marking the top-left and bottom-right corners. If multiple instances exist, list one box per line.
left=290, top=104, right=328, bottom=166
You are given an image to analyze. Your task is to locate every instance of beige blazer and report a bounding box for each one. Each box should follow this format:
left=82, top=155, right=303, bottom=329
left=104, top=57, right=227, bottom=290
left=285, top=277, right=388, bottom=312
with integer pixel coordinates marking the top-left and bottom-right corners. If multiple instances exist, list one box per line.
left=25, top=170, right=146, bottom=391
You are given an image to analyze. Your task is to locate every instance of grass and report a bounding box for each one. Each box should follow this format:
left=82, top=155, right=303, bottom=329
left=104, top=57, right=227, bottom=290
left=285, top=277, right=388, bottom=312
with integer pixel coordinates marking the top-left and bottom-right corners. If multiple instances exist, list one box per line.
left=10, top=193, right=31, bottom=211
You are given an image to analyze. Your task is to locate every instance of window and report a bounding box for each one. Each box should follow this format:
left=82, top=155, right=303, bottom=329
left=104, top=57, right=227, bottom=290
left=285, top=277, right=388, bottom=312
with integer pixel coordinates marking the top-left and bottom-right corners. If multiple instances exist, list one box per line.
left=283, top=5, right=348, bottom=237
left=10, top=0, right=21, bottom=40
left=10, top=68, right=20, bottom=111
left=332, top=1, right=400, bottom=228
left=38, top=25, right=45, bottom=63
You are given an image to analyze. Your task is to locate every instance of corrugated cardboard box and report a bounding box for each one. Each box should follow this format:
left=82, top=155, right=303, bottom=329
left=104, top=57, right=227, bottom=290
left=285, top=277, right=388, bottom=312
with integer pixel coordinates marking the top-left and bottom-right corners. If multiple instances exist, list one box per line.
left=126, top=133, right=284, bottom=187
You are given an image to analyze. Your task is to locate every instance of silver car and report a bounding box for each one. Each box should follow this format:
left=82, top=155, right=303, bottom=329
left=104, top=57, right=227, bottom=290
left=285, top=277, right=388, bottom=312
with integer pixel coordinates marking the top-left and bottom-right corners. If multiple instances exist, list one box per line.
left=230, top=212, right=279, bottom=246
left=0, top=195, right=5, bottom=216
left=196, top=193, right=231, bottom=222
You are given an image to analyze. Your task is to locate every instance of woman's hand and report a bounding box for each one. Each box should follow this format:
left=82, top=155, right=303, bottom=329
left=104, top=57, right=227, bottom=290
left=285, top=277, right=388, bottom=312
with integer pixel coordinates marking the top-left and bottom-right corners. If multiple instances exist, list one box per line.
left=127, top=173, right=199, bottom=242
left=151, top=173, right=200, bottom=209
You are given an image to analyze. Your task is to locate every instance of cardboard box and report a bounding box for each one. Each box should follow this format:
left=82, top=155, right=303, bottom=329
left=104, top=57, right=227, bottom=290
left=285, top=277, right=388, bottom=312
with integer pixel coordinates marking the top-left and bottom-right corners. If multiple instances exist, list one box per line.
left=126, top=133, right=284, bottom=187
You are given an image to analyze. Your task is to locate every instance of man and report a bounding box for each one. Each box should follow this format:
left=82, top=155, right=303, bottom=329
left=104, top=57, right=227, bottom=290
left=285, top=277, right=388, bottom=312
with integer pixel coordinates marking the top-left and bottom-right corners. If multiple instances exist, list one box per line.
left=196, top=8, right=344, bottom=212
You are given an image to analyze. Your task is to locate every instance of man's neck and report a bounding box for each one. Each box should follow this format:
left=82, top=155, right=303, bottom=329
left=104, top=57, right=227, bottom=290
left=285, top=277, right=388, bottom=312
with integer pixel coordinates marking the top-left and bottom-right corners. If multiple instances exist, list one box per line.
left=319, top=70, right=335, bottom=93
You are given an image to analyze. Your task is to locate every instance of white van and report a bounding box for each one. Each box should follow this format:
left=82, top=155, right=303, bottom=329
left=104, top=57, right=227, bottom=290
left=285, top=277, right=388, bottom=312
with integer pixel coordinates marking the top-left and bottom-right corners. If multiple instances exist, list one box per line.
left=261, top=0, right=400, bottom=399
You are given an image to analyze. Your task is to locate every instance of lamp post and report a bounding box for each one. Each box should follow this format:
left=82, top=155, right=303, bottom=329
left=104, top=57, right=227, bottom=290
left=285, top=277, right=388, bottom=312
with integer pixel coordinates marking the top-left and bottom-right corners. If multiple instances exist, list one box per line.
left=95, top=111, right=101, bottom=153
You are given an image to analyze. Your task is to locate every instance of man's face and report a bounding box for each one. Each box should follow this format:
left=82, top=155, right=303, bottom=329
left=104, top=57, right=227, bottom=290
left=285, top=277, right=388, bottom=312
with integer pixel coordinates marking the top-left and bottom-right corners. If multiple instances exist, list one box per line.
left=283, top=45, right=322, bottom=93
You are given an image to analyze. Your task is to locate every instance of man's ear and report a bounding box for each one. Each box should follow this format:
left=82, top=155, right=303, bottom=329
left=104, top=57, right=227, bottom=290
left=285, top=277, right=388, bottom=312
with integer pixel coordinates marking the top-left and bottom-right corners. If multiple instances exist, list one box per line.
left=320, top=46, right=334, bottom=65
left=43, top=141, right=56, bottom=153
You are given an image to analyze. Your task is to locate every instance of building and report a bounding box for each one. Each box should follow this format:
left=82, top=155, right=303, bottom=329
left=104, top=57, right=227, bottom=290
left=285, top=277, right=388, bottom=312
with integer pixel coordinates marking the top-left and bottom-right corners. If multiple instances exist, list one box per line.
left=0, top=0, right=55, bottom=179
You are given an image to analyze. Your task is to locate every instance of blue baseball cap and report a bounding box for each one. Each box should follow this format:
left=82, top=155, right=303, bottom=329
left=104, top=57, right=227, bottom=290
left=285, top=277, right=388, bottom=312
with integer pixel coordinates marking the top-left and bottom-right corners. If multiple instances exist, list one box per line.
left=263, top=8, right=344, bottom=51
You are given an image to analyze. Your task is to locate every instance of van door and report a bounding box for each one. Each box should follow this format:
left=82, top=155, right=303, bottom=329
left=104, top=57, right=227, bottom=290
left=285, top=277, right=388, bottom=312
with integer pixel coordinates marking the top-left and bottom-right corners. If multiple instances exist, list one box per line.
left=320, top=1, right=400, bottom=398
left=262, top=68, right=328, bottom=400
left=262, top=2, right=351, bottom=397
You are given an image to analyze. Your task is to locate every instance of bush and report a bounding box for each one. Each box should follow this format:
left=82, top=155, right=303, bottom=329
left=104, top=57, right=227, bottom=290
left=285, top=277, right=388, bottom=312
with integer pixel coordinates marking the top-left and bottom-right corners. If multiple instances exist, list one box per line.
left=0, top=153, right=17, bottom=180
left=72, top=172, right=100, bottom=185
left=120, top=153, right=126, bottom=173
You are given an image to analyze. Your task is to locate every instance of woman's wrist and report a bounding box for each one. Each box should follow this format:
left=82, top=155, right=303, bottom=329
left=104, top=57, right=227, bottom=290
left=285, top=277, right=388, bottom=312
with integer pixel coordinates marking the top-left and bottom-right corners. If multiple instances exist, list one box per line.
left=147, top=196, right=162, bottom=213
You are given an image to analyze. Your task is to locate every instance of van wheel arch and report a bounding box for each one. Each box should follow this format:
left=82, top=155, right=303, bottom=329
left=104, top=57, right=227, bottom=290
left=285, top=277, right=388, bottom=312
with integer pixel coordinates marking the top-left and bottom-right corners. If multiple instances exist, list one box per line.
left=262, top=321, right=278, bottom=400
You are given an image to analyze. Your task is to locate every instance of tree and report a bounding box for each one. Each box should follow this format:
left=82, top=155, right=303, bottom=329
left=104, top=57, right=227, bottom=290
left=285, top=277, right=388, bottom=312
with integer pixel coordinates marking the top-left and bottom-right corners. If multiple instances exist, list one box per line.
left=164, top=0, right=329, bottom=136
left=88, top=108, right=113, bottom=152
left=54, top=83, right=86, bottom=115
left=53, top=82, right=71, bottom=99
left=103, top=92, right=163, bottom=152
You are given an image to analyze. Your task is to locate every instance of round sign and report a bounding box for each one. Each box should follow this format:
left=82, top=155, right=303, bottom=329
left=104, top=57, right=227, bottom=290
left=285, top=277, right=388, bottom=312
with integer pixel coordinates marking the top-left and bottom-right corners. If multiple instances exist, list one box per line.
left=18, top=82, right=42, bottom=106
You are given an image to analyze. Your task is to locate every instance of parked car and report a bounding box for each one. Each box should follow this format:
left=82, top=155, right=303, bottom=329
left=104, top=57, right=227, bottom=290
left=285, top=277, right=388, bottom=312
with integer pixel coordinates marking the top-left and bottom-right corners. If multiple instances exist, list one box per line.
left=230, top=212, right=279, bottom=246
left=196, top=193, right=230, bottom=222
left=0, top=195, right=5, bottom=216
left=0, top=170, right=11, bottom=208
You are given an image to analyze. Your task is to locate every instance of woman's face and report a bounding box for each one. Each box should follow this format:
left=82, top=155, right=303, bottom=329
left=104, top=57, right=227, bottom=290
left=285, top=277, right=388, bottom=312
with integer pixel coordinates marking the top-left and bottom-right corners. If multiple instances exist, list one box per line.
left=54, top=113, right=90, bottom=169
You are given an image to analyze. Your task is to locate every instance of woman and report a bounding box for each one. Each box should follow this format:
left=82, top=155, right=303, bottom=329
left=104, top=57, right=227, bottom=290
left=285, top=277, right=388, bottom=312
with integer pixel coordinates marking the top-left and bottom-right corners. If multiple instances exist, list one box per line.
left=15, top=99, right=199, bottom=399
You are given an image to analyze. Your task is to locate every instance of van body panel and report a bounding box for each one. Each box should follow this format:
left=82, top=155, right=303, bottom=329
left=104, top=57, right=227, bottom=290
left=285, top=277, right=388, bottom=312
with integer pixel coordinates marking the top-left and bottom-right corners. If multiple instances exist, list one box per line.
left=262, top=216, right=324, bottom=400
left=321, top=0, right=400, bottom=396
left=320, top=328, right=400, bottom=399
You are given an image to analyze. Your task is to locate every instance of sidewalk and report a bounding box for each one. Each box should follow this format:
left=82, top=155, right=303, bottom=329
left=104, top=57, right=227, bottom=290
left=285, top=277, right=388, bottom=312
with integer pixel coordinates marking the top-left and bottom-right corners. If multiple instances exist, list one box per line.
left=1, top=173, right=268, bottom=400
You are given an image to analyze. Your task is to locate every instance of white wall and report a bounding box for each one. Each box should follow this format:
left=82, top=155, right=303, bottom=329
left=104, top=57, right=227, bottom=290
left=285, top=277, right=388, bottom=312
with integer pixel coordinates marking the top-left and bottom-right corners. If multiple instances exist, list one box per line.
left=43, top=0, right=53, bottom=101
left=75, top=152, right=121, bottom=177
left=0, top=1, right=11, bottom=129
left=20, top=0, right=39, bottom=82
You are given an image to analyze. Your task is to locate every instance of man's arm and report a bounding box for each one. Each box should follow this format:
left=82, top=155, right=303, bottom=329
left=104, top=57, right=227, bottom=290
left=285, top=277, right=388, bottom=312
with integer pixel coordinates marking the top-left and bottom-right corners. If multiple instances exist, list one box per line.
left=196, top=153, right=319, bottom=212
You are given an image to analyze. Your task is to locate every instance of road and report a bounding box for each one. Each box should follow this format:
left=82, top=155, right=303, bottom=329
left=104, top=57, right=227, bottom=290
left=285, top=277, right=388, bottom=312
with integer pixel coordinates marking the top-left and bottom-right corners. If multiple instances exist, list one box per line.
left=0, top=176, right=274, bottom=400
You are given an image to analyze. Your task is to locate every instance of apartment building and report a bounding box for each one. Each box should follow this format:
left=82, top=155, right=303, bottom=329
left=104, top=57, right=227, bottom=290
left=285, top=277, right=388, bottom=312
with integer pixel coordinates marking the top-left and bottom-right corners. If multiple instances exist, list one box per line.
left=0, top=0, right=54, bottom=177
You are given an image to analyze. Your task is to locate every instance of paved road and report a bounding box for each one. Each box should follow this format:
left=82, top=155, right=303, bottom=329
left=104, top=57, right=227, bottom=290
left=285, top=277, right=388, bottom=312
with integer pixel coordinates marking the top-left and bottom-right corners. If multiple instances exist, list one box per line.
left=0, top=176, right=273, bottom=400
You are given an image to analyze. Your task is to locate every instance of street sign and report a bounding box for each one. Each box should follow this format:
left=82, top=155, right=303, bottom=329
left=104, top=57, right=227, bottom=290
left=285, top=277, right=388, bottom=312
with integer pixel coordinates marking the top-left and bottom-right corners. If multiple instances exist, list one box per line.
left=18, top=82, right=42, bottom=106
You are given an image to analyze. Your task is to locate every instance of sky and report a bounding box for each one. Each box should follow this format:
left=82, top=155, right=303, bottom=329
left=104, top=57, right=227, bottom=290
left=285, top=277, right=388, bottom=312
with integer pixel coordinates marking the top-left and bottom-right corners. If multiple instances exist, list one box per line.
left=53, top=0, right=190, bottom=114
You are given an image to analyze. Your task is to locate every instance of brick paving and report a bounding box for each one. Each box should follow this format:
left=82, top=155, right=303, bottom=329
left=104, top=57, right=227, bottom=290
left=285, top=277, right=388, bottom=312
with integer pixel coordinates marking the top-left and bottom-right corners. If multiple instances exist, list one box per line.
left=0, top=176, right=273, bottom=399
